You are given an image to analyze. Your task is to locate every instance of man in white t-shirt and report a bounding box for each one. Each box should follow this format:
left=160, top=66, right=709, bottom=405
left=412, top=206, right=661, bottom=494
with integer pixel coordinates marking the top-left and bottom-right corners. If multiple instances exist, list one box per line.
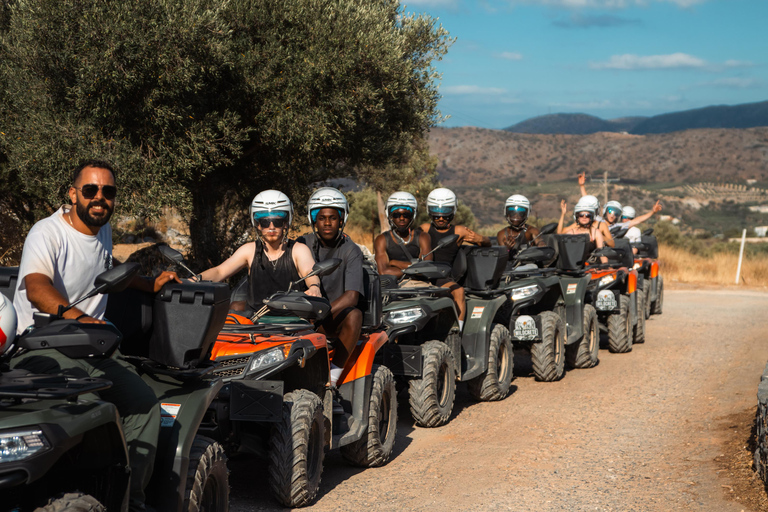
left=12, top=159, right=179, bottom=511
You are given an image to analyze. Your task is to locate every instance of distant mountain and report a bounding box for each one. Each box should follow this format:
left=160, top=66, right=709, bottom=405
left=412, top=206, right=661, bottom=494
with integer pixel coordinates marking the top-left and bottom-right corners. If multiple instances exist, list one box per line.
left=632, top=100, right=768, bottom=134
left=503, top=100, right=768, bottom=135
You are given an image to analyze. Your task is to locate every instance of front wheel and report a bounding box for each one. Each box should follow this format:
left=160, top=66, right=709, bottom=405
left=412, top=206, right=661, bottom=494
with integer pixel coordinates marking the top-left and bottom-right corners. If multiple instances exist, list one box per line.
left=409, top=341, right=456, bottom=428
left=268, top=389, right=325, bottom=508
left=607, top=294, right=632, bottom=353
left=35, top=493, right=106, bottom=512
left=651, top=276, right=664, bottom=315
left=566, top=304, right=599, bottom=369
left=341, top=365, right=398, bottom=467
left=642, top=280, right=652, bottom=320
left=468, top=324, right=513, bottom=401
left=531, top=311, right=566, bottom=382
left=184, top=436, right=229, bottom=512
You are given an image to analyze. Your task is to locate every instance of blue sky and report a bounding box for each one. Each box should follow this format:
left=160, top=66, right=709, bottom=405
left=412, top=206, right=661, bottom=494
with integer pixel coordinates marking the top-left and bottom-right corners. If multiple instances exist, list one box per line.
left=405, top=0, right=768, bottom=129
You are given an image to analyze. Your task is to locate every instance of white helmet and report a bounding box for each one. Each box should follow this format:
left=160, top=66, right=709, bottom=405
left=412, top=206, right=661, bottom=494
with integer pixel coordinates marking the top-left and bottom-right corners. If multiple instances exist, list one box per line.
left=0, top=294, right=17, bottom=354
left=621, top=206, right=636, bottom=220
left=307, top=187, right=349, bottom=227
left=426, top=188, right=457, bottom=219
left=386, top=191, right=418, bottom=230
left=603, top=200, right=623, bottom=218
left=504, top=194, right=530, bottom=228
left=250, top=190, right=293, bottom=228
left=574, top=195, right=599, bottom=222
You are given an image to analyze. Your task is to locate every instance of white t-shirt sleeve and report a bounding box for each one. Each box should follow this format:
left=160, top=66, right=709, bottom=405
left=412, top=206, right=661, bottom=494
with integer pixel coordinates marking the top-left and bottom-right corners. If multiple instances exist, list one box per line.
left=16, top=223, right=61, bottom=290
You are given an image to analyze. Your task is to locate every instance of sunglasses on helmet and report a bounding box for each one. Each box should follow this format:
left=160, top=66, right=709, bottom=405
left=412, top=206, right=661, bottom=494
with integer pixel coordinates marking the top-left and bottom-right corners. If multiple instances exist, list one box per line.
left=76, top=184, right=117, bottom=200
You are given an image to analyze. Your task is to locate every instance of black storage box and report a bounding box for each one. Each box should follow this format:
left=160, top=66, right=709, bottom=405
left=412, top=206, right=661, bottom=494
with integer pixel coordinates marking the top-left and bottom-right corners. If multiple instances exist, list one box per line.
left=150, top=282, right=230, bottom=368
left=639, top=234, right=659, bottom=259
left=357, top=261, right=383, bottom=329
left=465, top=247, right=508, bottom=290
left=0, top=267, right=19, bottom=301
left=555, top=235, right=591, bottom=271
left=612, top=238, right=635, bottom=268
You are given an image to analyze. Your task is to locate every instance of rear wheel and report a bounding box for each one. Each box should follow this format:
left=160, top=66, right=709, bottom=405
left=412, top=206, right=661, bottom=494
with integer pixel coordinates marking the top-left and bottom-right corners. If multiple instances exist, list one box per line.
left=607, top=295, right=633, bottom=353
left=531, top=312, right=565, bottom=382
left=185, top=436, right=229, bottom=512
left=35, top=493, right=106, bottom=512
left=268, top=389, right=325, bottom=507
left=409, top=341, right=456, bottom=427
left=642, top=280, right=652, bottom=319
left=651, top=276, right=664, bottom=315
left=566, top=304, right=599, bottom=369
left=633, top=290, right=646, bottom=344
left=341, top=365, right=397, bottom=467
left=468, top=324, right=514, bottom=401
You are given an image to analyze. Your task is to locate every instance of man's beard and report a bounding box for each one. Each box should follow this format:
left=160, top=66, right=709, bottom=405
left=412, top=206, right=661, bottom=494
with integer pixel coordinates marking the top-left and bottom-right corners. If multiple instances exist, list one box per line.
left=75, top=200, right=113, bottom=228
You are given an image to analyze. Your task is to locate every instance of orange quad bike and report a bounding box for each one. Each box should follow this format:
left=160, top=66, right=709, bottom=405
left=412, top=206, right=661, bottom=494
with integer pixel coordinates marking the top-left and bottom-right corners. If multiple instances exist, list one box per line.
left=630, top=228, right=663, bottom=320
left=158, top=248, right=396, bottom=508
left=583, top=231, right=644, bottom=353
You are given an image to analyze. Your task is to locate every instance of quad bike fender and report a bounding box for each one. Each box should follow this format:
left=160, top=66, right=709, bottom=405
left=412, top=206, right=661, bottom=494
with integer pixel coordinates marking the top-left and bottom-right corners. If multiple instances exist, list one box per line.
left=144, top=375, right=224, bottom=512
left=334, top=374, right=374, bottom=449
left=382, top=296, right=458, bottom=339
left=558, top=275, right=591, bottom=345
left=339, top=331, right=389, bottom=386
left=460, top=295, right=509, bottom=382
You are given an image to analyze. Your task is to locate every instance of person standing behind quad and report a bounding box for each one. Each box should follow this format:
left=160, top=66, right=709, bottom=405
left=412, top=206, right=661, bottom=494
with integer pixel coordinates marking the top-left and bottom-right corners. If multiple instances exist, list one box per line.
left=11, top=159, right=181, bottom=512
left=198, top=190, right=322, bottom=314
left=419, top=188, right=489, bottom=331
left=374, top=191, right=431, bottom=278
left=297, top=187, right=364, bottom=386
left=496, top=194, right=546, bottom=257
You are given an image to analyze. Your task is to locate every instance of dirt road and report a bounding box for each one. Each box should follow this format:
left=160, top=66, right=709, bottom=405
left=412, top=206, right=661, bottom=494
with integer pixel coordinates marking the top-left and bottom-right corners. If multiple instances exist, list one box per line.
left=230, top=287, right=768, bottom=512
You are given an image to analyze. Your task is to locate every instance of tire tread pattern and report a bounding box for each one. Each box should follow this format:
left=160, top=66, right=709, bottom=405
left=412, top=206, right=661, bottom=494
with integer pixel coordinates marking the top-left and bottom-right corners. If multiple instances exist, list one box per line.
left=566, top=304, right=599, bottom=369
left=607, top=294, right=632, bottom=353
left=531, top=311, right=565, bottom=382
left=467, top=324, right=513, bottom=401
left=408, top=341, right=456, bottom=428
left=185, top=435, right=229, bottom=512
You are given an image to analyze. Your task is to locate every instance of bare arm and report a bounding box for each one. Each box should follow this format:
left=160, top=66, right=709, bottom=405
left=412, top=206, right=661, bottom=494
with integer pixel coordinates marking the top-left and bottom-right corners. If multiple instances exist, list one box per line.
left=24, top=273, right=103, bottom=323
left=599, top=221, right=615, bottom=248
left=557, top=200, right=568, bottom=234
left=128, top=271, right=180, bottom=293
left=578, top=173, right=588, bottom=197
left=331, top=290, right=360, bottom=315
left=419, top=231, right=432, bottom=261
left=292, top=243, right=321, bottom=297
left=456, top=225, right=490, bottom=246
left=198, top=243, right=253, bottom=282
left=374, top=234, right=404, bottom=277
left=625, top=200, right=663, bottom=228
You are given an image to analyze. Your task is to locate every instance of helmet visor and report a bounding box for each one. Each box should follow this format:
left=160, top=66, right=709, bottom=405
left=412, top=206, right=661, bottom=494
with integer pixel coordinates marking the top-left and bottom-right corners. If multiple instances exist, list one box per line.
left=428, top=205, right=455, bottom=219
left=506, top=206, right=528, bottom=215
left=254, top=210, right=288, bottom=229
left=605, top=207, right=621, bottom=217
left=310, top=207, right=343, bottom=223
left=389, top=206, right=414, bottom=219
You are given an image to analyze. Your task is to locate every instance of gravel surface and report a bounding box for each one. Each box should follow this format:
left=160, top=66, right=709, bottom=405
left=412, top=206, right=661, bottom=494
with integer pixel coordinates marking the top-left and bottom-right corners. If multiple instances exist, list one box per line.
left=230, top=288, right=768, bottom=512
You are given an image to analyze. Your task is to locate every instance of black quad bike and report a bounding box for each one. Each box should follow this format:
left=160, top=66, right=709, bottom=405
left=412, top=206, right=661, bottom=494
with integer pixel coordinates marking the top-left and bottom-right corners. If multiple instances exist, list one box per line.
left=629, top=228, right=663, bottom=319
left=159, top=247, right=397, bottom=508
left=0, top=264, right=231, bottom=512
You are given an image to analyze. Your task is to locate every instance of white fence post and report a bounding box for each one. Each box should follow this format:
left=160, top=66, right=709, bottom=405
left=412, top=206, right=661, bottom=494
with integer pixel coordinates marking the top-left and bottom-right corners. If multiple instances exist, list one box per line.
left=735, top=229, right=746, bottom=285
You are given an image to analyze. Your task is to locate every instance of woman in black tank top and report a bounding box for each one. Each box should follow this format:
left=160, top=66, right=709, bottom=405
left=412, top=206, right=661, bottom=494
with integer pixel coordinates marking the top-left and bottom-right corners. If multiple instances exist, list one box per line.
left=246, top=240, right=303, bottom=310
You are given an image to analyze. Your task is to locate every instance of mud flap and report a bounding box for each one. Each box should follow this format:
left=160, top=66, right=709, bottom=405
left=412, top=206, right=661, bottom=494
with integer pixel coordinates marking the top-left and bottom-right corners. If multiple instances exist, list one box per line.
left=230, top=380, right=284, bottom=422
left=374, top=344, right=422, bottom=377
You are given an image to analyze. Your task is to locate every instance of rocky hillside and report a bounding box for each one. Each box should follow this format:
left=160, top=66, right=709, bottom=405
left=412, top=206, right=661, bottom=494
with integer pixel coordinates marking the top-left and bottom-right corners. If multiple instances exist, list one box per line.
left=429, top=126, right=768, bottom=229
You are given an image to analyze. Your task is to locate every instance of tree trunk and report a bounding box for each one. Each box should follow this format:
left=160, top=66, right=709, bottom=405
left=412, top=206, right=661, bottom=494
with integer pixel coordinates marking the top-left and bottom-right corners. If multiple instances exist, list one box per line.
left=377, top=191, right=388, bottom=234
left=189, top=181, right=220, bottom=269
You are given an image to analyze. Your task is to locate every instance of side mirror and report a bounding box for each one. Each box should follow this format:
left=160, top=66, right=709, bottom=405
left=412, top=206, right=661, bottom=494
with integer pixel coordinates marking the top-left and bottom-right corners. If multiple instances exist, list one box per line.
left=593, top=247, right=618, bottom=259
left=158, top=245, right=185, bottom=264
left=538, top=223, right=558, bottom=237
left=56, top=263, right=142, bottom=319
left=436, top=234, right=460, bottom=250
left=516, top=246, right=555, bottom=264
left=307, top=258, right=342, bottom=279
left=611, top=227, right=628, bottom=239
left=642, top=228, right=654, bottom=236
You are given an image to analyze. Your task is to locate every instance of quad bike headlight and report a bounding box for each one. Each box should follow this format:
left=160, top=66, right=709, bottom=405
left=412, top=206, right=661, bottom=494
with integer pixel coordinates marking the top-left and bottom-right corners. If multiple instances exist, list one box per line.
left=632, top=262, right=642, bottom=270
left=385, top=307, right=426, bottom=325
left=0, top=429, right=50, bottom=463
left=511, top=284, right=539, bottom=301
left=599, top=274, right=617, bottom=286
left=248, top=345, right=290, bottom=374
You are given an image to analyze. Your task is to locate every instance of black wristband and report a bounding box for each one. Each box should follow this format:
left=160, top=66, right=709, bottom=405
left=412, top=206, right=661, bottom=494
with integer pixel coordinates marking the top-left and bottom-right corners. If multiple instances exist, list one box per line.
left=309, top=283, right=320, bottom=289
left=75, top=313, right=89, bottom=321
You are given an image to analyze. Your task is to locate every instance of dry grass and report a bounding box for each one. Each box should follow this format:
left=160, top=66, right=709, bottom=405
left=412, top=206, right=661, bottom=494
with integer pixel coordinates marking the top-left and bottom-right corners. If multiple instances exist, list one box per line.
left=344, top=225, right=377, bottom=252
left=659, top=243, right=768, bottom=287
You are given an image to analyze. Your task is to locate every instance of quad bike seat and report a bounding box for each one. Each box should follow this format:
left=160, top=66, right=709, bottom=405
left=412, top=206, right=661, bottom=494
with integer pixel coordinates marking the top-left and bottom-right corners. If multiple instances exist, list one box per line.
left=0, top=267, right=18, bottom=301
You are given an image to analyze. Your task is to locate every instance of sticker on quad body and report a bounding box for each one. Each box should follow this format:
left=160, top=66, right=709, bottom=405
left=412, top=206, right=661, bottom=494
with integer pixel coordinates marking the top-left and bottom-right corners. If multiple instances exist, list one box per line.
left=596, top=290, right=618, bottom=311
left=512, top=315, right=539, bottom=341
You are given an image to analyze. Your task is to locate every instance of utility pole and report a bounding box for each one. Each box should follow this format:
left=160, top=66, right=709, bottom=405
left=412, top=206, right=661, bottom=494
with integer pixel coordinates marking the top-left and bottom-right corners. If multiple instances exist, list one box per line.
left=603, top=170, right=608, bottom=207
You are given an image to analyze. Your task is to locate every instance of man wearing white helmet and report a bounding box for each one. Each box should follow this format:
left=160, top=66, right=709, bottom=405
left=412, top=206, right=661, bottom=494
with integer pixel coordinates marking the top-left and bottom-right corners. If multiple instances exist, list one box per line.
left=374, top=191, right=431, bottom=278
left=419, top=188, right=489, bottom=330
left=11, top=159, right=180, bottom=511
left=620, top=206, right=644, bottom=248
left=199, top=189, right=322, bottom=310
left=497, top=194, right=546, bottom=256
left=298, top=187, right=364, bottom=385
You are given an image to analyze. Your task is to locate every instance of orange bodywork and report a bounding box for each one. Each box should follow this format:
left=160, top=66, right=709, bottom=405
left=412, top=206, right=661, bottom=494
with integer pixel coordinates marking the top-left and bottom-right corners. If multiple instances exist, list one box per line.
left=651, top=260, right=659, bottom=279
left=338, top=331, right=389, bottom=386
left=210, top=314, right=327, bottom=360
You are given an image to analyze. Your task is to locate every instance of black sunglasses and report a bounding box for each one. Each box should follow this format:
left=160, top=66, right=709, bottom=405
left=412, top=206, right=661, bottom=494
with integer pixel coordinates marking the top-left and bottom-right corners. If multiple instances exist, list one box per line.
left=76, top=184, right=117, bottom=200
left=431, top=214, right=454, bottom=220
left=257, top=217, right=287, bottom=229
left=391, top=212, right=413, bottom=220
left=577, top=212, right=593, bottom=218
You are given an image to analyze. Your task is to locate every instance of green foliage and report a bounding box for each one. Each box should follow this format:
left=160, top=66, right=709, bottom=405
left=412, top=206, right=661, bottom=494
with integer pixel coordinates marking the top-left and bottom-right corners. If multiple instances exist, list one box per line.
left=0, top=0, right=452, bottom=265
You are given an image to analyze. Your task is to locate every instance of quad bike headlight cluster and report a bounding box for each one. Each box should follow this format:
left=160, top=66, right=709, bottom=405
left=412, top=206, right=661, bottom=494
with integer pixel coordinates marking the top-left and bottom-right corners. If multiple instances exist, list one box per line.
left=248, top=345, right=291, bottom=374
left=600, top=274, right=617, bottom=286
left=511, top=284, right=539, bottom=301
left=0, top=429, right=50, bottom=463
left=385, top=307, right=426, bottom=325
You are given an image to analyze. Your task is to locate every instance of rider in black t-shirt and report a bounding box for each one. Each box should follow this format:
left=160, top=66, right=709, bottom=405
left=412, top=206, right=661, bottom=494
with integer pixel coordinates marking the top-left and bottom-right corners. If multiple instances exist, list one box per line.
left=298, top=187, right=364, bottom=385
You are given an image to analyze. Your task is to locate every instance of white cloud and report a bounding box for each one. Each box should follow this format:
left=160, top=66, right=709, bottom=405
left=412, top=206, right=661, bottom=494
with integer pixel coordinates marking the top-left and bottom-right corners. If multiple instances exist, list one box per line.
left=724, top=59, right=753, bottom=68
left=590, top=53, right=707, bottom=70
left=442, top=85, right=508, bottom=95
left=498, top=51, right=524, bottom=60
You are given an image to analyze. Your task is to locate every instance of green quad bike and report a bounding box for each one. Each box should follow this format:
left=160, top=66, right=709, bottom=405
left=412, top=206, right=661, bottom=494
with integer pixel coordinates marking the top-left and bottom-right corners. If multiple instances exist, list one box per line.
left=0, top=264, right=232, bottom=512
left=499, top=232, right=600, bottom=383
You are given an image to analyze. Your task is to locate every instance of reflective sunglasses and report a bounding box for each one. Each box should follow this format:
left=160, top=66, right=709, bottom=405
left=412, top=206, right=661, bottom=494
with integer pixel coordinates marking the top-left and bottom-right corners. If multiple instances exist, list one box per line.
left=76, top=184, right=117, bottom=200
left=391, top=211, right=413, bottom=220
left=256, top=217, right=287, bottom=229
left=605, top=207, right=621, bottom=217
left=506, top=206, right=528, bottom=214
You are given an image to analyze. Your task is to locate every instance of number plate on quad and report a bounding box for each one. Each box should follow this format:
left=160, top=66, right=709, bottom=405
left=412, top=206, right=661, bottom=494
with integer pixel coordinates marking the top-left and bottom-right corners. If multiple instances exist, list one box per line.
left=230, top=380, right=284, bottom=422
left=596, top=290, right=618, bottom=311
